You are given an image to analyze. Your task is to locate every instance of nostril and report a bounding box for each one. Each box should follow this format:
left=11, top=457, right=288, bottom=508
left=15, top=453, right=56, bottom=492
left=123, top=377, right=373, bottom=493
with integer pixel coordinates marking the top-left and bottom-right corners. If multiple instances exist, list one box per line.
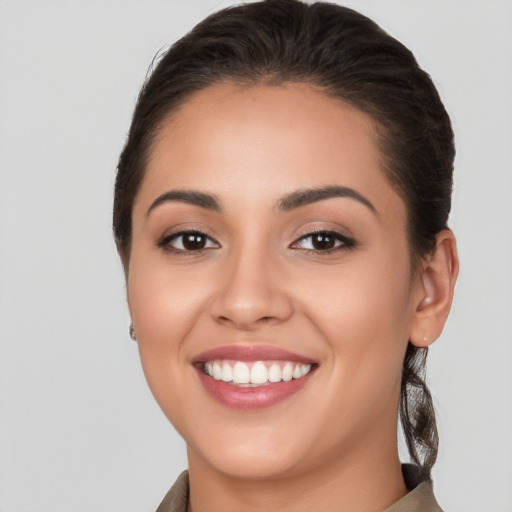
left=214, top=313, right=281, bottom=330
left=209, top=286, right=294, bottom=329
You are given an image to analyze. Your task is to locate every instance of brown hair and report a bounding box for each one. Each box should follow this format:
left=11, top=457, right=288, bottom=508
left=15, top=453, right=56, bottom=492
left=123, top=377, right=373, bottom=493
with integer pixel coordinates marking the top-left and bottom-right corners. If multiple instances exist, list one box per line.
left=114, top=0, right=454, bottom=478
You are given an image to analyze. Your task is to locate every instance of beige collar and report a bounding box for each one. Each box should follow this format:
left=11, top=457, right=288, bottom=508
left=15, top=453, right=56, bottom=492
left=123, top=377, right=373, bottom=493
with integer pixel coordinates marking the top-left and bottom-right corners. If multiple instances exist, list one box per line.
left=156, top=464, right=443, bottom=512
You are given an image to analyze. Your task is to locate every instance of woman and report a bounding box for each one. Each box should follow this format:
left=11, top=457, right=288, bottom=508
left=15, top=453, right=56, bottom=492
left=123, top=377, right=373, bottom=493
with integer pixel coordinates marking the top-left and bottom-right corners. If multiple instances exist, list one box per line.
left=113, top=1, right=458, bottom=510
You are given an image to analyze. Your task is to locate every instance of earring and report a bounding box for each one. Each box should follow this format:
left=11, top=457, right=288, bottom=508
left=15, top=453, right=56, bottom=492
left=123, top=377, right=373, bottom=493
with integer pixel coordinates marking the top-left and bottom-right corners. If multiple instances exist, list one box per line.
left=129, top=324, right=137, bottom=341
left=423, top=335, right=428, bottom=343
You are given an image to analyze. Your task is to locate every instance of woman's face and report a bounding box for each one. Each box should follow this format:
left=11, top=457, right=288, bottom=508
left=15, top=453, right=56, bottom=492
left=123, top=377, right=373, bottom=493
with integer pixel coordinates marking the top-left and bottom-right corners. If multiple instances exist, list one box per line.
left=128, top=83, right=425, bottom=479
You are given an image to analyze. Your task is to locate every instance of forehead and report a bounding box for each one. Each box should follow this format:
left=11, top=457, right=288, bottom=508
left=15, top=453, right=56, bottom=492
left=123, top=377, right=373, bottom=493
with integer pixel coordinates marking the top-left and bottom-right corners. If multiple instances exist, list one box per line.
left=136, top=82, right=403, bottom=219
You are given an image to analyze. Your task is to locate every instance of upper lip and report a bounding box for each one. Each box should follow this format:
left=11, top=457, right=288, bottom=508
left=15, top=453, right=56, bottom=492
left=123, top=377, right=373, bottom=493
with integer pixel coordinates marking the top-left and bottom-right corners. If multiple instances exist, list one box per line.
left=191, top=344, right=317, bottom=364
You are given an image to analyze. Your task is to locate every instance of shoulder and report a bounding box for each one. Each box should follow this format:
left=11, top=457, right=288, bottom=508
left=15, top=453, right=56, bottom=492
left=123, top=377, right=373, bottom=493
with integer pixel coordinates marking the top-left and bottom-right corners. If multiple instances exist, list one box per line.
left=155, top=470, right=189, bottom=512
left=155, top=466, right=443, bottom=512
left=384, top=464, right=443, bottom=512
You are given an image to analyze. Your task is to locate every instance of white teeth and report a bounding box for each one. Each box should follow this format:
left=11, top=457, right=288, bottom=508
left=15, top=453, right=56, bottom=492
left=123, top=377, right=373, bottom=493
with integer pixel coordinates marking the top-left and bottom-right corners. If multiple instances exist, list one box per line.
left=221, top=362, right=233, bottom=382
left=268, top=363, right=282, bottom=383
left=250, top=361, right=268, bottom=384
left=292, top=365, right=302, bottom=379
left=282, top=362, right=293, bottom=382
left=233, top=361, right=250, bottom=384
left=212, top=362, right=222, bottom=380
left=204, top=360, right=313, bottom=386
left=301, top=364, right=311, bottom=376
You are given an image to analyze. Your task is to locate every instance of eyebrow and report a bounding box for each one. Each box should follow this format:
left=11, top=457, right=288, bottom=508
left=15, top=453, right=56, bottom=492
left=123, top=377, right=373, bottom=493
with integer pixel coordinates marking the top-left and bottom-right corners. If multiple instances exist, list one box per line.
left=147, top=185, right=377, bottom=216
left=147, top=190, right=221, bottom=215
left=277, top=185, right=377, bottom=215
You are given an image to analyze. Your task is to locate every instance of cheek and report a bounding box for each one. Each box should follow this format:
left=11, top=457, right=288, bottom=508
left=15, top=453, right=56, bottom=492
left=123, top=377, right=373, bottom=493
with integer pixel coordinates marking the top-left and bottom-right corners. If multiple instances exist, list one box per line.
left=296, top=250, right=413, bottom=398
left=302, top=251, right=411, bottom=332
left=128, top=245, right=211, bottom=341
left=126, top=252, right=214, bottom=413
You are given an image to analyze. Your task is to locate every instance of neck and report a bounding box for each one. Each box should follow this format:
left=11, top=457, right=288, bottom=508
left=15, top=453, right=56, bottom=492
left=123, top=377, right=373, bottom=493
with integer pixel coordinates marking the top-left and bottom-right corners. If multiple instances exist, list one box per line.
left=186, top=435, right=407, bottom=512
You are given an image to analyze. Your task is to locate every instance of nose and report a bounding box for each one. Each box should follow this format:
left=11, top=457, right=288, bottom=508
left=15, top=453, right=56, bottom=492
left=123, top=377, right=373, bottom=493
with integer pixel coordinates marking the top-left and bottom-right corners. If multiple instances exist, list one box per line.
left=209, top=250, right=294, bottom=331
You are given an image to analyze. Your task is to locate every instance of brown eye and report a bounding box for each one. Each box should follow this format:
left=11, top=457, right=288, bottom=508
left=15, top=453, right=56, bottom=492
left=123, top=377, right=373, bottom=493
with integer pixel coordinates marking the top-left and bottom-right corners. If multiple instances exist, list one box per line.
left=182, top=233, right=207, bottom=250
left=292, top=231, right=356, bottom=253
left=159, top=230, right=220, bottom=252
left=311, top=233, right=336, bottom=250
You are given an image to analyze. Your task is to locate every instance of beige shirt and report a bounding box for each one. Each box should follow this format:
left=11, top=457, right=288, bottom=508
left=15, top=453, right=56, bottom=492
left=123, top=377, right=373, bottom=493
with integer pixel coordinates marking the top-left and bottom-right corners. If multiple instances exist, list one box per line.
left=156, top=465, right=443, bottom=512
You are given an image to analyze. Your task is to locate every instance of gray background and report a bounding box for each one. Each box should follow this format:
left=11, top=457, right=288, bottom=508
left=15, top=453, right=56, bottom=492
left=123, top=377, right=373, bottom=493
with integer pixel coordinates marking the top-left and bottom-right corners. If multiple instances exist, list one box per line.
left=1, top=1, right=511, bottom=510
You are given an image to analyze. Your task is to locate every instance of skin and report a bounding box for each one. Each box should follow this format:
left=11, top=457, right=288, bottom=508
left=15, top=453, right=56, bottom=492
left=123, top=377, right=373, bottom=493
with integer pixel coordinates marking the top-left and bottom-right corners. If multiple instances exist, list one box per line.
left=126, top=82, right=458, bottom=512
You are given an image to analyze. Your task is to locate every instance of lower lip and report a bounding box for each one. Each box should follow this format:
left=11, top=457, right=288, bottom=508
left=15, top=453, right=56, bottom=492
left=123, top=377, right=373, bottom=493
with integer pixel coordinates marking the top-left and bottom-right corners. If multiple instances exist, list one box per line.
left=195, top=367, right=314, bottom=410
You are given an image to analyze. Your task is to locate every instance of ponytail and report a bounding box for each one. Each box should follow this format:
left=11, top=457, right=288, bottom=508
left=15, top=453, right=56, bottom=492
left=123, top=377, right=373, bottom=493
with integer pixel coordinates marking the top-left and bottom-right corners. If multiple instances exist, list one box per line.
left=399, top=343, right=438, bottom=479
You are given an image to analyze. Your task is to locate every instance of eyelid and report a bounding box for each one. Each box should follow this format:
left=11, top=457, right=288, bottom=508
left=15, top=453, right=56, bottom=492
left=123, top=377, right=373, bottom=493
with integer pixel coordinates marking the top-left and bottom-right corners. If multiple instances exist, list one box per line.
left=157, top=228, right=221, bottom=253
left=290, top=228, right=356, bottom=252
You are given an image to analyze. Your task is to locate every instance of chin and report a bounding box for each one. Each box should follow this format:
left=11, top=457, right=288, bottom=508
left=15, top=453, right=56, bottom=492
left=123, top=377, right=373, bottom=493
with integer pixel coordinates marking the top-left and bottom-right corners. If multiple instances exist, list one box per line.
left=186, top=425, right=311, bottom=480
left=205, top=447, right=303, bottom=481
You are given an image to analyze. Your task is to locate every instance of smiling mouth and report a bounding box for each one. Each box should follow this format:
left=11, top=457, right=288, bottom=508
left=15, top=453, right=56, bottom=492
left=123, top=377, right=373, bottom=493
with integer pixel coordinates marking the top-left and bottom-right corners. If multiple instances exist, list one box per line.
left=192, top=345, right=318, bottom=408
left=200, top=360, right=315, bottom=387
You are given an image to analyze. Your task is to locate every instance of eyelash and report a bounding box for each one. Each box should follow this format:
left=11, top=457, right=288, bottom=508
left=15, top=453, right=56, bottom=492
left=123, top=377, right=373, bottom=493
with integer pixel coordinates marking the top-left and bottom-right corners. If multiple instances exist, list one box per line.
left=157, top=229, right=356, bottom=255
left=157, top=230, right=220, bottom=254
left=291, top=230, right=356, bottom=254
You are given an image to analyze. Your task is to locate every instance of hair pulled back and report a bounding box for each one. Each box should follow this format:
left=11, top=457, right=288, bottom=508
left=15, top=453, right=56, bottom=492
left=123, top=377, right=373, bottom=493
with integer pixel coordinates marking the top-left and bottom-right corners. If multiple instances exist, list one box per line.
left=114, top=0, right=454, bottom=479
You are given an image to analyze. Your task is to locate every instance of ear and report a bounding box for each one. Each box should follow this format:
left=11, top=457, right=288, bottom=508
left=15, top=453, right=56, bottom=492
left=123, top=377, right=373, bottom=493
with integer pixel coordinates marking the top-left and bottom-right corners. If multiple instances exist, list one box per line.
left=409, top=229, right=459, bottom=348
